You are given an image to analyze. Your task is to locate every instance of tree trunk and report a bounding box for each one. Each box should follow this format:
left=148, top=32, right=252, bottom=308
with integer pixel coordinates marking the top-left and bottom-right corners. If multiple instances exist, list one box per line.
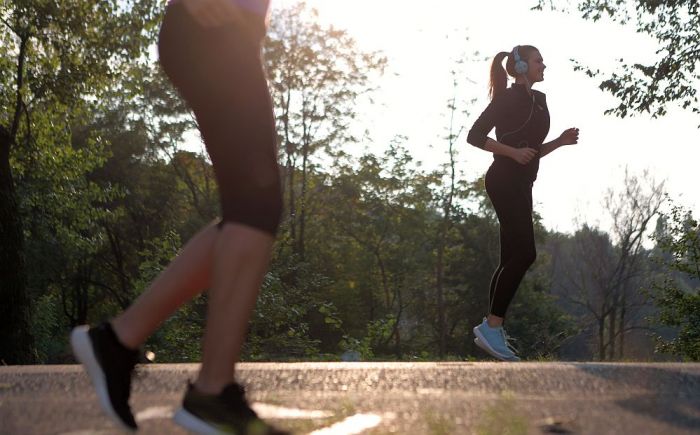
left=608, top=303, right=617, bottom=361
left=435, top=87, right=458, bottom=358
left=436, top=236, right=446, bottom=357
left=364, top=282, right=375, bottom=322
left=394, top=289, right=403, bottom=359
left=280, top=87, right=297, bottom=255
left=619, top=293, right=627, bottom=359
left=376, top=250, right=390, bottom=310
left=598, top=314, right=606, bottom=361
left=298, top=138, right=309, bottom=261
left=0, top=125, right=34, bottom=364
left=286, top=154, right=297, bottom=248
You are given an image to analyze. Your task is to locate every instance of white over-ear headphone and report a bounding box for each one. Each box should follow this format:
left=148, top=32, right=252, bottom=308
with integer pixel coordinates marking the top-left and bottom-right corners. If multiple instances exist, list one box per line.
left=513, top=46, right=528, bottom=75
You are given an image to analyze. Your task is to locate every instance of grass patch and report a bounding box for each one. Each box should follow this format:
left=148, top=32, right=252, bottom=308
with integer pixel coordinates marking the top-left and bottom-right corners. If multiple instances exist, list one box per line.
left=424, top=408, right=454, bottom=435
left=475, top=391, right=528, bottom=435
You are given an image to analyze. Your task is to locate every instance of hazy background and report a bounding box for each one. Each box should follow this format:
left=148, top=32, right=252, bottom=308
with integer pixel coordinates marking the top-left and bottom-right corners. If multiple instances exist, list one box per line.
left=265, top=0, right=700, bottom=234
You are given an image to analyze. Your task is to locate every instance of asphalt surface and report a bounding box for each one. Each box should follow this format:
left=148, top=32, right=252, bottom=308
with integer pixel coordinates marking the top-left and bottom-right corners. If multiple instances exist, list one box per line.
left=1, top=362, right=699, bottom=434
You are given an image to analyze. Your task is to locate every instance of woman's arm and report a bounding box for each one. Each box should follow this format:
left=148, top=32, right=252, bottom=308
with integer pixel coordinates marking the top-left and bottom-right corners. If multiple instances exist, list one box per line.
left=540, top=127, right=579, bottom=158
left=467, top=96, right=502, bottom=149
left=468, top=94, right=538, bottom=165
left=484, top=138, right=538, bottom=165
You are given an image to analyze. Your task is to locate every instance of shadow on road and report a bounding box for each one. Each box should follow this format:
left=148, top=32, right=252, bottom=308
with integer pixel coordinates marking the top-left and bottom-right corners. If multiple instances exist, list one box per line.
left=573, top=364, right=700, bottom=432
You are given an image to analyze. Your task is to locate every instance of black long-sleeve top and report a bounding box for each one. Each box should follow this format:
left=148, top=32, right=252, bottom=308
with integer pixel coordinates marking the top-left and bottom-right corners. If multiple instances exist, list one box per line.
left=467, top=83, right=550, bottom=182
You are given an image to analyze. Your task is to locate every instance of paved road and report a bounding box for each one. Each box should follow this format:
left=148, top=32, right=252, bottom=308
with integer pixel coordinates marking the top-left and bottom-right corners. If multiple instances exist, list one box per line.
left=1, top=362, right=699, bottom=434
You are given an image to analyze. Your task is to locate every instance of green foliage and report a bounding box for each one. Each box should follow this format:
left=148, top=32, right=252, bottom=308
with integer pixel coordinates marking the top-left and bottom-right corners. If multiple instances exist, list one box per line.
left=649, top=201, right=700, bottom=360
left=507, top=268, right=577, bottom=360
left=338, top=335, right=373, bottom=361
left=338, top=316, right=398, bottom=360
left=535, top=0, right=700, bottom=123
left=244, top=256, right=330, bottom=361
left=265, top=1, right=387, bottom=157
left=2, top=0, right=678, bottom=365
left=1, top=0, right=163, bottom=362
left=320, top=142, right=440, bottom=358
left=139, top=232, right=206, bottom=363
left=30, top=290, right=66, bottom=363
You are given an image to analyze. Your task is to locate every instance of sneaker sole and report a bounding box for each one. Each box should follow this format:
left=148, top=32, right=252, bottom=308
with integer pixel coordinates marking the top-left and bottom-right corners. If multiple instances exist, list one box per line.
left=472, top=327, right=520, bottom=362
left=71, top=325, right=136, bottom=432
left=474, top=337, right=521, bottom=362
left=174, top=407, right=226, bottom=435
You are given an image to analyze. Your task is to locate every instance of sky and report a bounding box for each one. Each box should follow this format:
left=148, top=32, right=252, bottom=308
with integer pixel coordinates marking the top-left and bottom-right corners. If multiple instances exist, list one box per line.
left=264, top=0, right=700, bottom=236
left=187, top=0, right=700, bottom=236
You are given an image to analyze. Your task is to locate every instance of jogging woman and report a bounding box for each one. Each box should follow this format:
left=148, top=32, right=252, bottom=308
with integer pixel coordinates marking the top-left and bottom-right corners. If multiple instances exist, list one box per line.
left=71, top=0, right=287, bottom=433
left=467, top=45, right=579, bottom=361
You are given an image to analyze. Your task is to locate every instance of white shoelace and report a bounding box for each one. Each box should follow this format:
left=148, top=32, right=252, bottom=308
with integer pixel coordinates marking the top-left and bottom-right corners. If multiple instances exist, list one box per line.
left=501, top=329, right=519, bottom=354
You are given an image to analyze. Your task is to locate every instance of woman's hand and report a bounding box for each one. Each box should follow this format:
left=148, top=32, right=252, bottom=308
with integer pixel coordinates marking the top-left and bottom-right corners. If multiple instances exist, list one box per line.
left=509, top=147, right=538, bottom=165
left=557, top=127, right=580, bottom=146
left=180, top=0, right=244, bottom=28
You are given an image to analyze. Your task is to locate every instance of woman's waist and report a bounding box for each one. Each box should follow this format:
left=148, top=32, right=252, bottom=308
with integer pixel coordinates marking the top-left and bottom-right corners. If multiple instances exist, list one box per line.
left=230, top=0, right=270, bottom=16
left=490, top=155, right=539, bottom=180
left=169, top=0, right=270, bottom=16
left=167, top=0, right=267, bottom=42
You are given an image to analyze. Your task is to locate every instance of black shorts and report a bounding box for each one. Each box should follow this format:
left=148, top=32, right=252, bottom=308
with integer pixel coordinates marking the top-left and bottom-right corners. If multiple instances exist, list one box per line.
left=158, top=3, right=282, bottom=235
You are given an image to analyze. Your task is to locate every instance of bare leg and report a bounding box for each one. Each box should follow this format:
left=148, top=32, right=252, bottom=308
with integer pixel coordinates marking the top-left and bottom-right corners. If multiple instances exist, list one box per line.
left=194, top=223, right=273, bottom=394
left=487, top=314, right=504, bottom=328
left=111, top=218, right=274, bottom=396
left=111, top=222, right=219, bottom=349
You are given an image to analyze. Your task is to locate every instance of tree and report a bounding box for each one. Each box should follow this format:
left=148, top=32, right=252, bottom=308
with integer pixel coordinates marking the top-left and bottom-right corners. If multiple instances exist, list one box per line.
left=325, top=142, right=437, bottom=358
left=264, top=2, right=386, bottom=260
left=535, top=0, right=700, bottom=123
left=552, top=169, right=665, bottom=360
left=0, top=0, right=160, bottom=363
left=434, top=70, right=467, bottom=357
left=650, top=201, right=700, bottom=361
left=505, top=258, right=577, bottom=360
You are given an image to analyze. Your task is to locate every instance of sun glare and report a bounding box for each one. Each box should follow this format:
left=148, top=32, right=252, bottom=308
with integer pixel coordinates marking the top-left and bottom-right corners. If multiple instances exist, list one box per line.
left=265, top=0, right=700, bottom=234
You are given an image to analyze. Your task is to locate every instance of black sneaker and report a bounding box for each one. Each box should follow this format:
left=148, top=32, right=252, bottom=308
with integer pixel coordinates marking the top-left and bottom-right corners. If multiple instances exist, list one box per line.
left=173, top=382, right=289, bottom=435
left=70, top=323, right=139, bottom=431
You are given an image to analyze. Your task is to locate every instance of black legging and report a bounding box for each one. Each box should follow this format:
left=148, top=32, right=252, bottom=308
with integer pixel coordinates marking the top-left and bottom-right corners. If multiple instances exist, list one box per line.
left=158, top=3, right=282, bottom=235
left=485, top=165, right=537, bottom=318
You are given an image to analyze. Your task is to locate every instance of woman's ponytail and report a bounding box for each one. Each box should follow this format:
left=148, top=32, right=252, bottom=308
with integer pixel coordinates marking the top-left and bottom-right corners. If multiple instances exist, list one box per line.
left=489, top=51, right=510, bottom=100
